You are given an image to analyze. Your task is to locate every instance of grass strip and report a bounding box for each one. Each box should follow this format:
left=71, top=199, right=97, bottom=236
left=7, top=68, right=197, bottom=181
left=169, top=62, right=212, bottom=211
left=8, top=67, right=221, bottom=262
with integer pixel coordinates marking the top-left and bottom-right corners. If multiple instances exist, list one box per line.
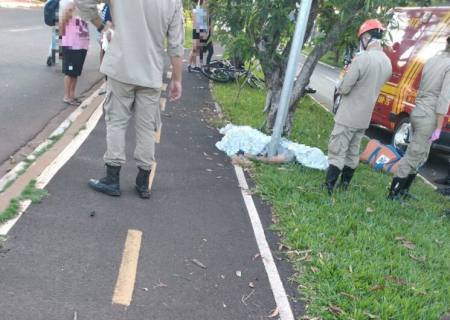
left=0, top=180, right=49, bottom=224
left=213, top=81, right=450, bottom=319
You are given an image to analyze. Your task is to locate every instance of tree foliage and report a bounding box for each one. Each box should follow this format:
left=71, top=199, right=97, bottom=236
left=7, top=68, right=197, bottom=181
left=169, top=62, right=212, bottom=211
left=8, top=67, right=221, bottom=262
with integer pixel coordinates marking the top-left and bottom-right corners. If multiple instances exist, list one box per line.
left=208, top=0, right=444, bottom=133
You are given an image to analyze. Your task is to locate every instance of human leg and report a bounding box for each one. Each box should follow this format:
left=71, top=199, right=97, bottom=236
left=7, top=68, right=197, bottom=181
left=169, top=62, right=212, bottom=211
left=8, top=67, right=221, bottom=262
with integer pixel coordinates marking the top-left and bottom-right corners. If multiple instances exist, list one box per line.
left=89, top=78, right=136, bottom=196
left=133, top=86, right=161, bottom=198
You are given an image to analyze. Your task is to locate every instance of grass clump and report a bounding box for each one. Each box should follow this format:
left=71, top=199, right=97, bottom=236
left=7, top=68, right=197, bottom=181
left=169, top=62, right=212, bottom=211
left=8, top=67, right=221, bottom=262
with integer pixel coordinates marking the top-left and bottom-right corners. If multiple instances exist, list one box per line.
left=0, top=180, right=48, bottom=224
left=213, top=81, right=450, bottom=319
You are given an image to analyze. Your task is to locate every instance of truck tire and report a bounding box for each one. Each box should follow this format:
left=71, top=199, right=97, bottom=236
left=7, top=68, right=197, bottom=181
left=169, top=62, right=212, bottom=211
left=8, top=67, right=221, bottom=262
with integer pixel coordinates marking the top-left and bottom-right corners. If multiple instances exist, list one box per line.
left=392, top=116, right=411, bottom=154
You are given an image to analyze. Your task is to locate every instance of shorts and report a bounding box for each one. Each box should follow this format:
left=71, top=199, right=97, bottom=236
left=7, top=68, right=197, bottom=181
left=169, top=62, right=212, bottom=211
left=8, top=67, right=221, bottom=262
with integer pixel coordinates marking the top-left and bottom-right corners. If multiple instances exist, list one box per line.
left=62, top=47, right=87, bottom=77
left=192, top=29, right=207, bottom=42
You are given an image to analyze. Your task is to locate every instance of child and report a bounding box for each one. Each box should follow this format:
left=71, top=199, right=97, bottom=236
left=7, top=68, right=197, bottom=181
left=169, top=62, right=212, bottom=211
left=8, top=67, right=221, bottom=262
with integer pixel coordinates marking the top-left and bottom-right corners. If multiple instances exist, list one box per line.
left=60, top=0, right=89, bottom=105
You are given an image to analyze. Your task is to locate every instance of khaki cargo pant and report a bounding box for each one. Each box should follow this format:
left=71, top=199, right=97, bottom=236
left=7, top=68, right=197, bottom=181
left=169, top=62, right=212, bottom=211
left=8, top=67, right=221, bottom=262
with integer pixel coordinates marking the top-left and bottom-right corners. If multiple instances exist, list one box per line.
left=327, top=123, right=365, bottom=170
left=396, top=114, right=435, bottom=178
left=103, top=78, right=161, bottom=171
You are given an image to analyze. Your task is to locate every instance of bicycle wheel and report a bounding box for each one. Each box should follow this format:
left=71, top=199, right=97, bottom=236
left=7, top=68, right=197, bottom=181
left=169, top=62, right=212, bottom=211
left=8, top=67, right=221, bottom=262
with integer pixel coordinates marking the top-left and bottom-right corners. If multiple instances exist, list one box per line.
left=201, top=67, right=233, bottom=83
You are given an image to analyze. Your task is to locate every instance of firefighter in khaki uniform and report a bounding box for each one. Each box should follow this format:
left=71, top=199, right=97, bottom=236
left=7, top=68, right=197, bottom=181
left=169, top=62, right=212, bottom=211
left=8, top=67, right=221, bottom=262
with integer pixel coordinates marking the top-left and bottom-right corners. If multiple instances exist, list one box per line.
left=324, top=19, right=392, bottom=194
left=388, top=36, right=450, bottom=200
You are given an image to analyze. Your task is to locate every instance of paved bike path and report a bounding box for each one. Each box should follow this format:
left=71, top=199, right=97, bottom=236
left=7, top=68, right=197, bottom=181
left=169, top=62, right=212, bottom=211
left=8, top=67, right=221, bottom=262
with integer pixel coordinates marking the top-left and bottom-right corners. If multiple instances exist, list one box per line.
left=0, top=67, right=303, bottom=319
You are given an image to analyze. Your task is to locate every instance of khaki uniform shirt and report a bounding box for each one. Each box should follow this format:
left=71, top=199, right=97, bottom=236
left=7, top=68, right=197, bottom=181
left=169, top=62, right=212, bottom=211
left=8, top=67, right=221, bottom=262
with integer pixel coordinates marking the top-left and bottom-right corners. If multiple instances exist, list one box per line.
left=412, top=51, right=450, bottom=119
left=75, top=0, right=184, bottom=88
left=335, top=47, right=392, bottom=129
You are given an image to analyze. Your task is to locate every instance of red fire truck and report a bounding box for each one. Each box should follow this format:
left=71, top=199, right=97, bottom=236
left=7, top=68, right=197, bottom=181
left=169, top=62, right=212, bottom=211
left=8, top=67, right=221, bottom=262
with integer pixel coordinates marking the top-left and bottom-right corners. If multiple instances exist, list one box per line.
left=371, top=7, right=450, bottom=152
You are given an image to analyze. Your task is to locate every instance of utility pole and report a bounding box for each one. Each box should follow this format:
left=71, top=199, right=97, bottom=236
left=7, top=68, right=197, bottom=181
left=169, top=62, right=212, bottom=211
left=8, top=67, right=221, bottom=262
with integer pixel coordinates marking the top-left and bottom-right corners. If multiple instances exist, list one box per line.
left=267, top=0, right=313, bottom=157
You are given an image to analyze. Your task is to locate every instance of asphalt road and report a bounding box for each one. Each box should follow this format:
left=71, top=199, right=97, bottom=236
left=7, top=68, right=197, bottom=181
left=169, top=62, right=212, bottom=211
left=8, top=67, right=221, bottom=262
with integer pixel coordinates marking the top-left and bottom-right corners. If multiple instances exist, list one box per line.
left=306, top=58, right=449, bottom=183
left=0, top=7, right=103, bottom=166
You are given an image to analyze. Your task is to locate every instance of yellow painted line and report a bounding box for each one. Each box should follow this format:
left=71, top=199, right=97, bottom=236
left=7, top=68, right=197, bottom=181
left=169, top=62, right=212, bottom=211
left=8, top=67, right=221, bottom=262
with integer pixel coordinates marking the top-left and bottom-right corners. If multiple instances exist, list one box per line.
left=160, top=97, right=167, bottom=112
left=161, top=83, right=168, bottom=92
left=112, top=230, right=143, bottom=307
left=149, top=162, right=157, bottom=191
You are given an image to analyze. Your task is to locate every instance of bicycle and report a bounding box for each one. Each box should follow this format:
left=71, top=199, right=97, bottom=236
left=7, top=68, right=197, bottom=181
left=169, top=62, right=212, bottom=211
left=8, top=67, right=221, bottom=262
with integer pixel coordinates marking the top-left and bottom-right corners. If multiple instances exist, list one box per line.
left=200, top=60, right=265, bottom=90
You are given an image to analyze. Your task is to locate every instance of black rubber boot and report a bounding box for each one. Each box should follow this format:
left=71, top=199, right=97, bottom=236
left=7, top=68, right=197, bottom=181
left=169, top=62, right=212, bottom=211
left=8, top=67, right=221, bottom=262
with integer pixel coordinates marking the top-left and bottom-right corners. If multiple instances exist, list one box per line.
left=338, top=166, right=355, bottom=191
left=323, top=165, right=341, bottom=195
left=135, top=168, right=151, bottom=199
left=400, top=173, right=417, bottom=200
left=434, top=167, right=450, bottom=185
left=387, top=176, right=407, bottom=200
left=88, top=164, right=121, bottom=196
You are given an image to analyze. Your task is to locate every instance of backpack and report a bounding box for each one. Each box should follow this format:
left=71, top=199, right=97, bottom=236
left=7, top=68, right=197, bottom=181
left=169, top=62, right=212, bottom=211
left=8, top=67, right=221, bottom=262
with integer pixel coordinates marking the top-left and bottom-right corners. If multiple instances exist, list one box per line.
left=360, top=139, right=402, bottom=174
left=44, top=0, right=60, bottom=26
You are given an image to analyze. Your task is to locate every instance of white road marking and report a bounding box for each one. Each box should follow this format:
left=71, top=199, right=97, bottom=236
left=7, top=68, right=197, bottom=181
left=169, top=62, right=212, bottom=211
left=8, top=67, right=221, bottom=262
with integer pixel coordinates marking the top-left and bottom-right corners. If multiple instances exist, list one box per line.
left=234, top=165, right=295, bottom=320
left=9, top=26, right=44, bottom=32
left=324, top=75, right=338, bottom=84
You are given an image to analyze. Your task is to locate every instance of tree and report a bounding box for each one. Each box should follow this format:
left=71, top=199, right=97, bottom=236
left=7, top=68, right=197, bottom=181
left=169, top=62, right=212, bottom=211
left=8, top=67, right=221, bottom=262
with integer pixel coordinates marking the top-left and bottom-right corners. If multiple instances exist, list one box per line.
left=208, top=0, right=436, bottom=134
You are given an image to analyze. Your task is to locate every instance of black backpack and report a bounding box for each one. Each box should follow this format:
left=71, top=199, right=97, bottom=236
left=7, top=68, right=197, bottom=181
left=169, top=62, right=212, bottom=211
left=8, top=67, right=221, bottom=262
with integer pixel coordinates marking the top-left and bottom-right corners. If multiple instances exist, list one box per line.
left=44, top=0, right=60, bottom=26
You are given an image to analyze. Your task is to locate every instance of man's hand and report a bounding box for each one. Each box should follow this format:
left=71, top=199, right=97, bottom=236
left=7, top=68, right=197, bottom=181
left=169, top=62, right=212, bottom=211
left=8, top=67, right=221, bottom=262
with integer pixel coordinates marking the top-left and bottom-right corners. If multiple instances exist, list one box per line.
left=430, top=128, right=442, bottom=142
left=169, top=80, right=182, bottom=102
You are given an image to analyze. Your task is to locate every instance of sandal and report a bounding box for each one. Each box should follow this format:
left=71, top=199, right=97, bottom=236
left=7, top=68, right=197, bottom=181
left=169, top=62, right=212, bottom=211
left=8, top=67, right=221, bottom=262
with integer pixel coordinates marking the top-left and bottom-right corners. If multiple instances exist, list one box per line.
left=63, top=99, right=81, bottom=106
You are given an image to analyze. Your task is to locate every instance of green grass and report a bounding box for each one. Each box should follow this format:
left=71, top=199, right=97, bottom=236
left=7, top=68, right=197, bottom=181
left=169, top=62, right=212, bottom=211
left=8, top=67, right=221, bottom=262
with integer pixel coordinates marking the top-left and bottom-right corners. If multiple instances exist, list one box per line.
left=0, top=180, right=49, bottom=224
left=184, top=13, right=193, bottom=49
left=213, top=82, right=450, bottom=319
left=303, top=45, right=344, bottom=69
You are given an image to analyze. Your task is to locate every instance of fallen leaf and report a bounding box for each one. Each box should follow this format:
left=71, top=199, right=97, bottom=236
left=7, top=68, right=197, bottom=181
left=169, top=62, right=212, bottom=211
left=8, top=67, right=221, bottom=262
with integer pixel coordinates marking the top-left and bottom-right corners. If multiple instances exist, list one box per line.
left=252, top=253, right=261, bottom=261
left=9, top=156, right=16, bottom=164
left=384, top=275, right=407, bottom=285
left=310, top=266, right=319, bottom=274
left=249, top=282, right=255, bottom=288
left=409, top=254, right=426, bottom=262
left=339, top=292, right=358, bottom=300
left=395, top=236, right=407, bottom=241
left=268, top=307, right=279, bottom=318
left=370, top=284, right=385, bottom=291
left=348, top=265, right=353, bottom=273
left=435, top=239, right=444, bottom=247
left=366, top=207, right=374, bottom=213
left=328, top=304, right=344, bottom=315
left=191, top=259, right=207, bottom=269
left=411, top=286, right=427, bottom=295
left=401, top=241, right=416, bottom=250
left=141, top=287, right=149, bottom=291
left=364, top=311, right=379, bottom=319
left=235, top=270, right=242, bottom=277
left=222, top=303, right=227, bottom=308
left=220, top=274, right=225, bottom=279
left=206, top=169, right=213, bottom=172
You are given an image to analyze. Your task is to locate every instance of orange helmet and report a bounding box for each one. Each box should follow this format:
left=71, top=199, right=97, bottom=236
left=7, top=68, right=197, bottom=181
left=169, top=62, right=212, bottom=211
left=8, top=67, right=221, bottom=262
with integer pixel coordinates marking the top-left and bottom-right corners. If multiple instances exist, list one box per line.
left=358, top=19, right=385, bottom=38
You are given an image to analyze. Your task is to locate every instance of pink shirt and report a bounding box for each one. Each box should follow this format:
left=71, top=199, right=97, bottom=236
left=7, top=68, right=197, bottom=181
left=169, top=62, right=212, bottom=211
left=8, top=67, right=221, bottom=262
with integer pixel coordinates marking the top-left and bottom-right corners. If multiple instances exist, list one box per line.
left=61, top=16, right=90, bottom=50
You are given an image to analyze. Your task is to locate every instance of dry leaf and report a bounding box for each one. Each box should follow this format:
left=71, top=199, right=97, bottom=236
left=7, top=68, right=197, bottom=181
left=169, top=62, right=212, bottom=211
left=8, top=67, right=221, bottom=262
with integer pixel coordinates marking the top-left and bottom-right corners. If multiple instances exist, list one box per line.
left=339, top=292, right=358, bottom=300
left=328, top=304, right=344, bottom=315
left=435, top=239, right=444, bottom=247
left=364, top=311, right=379, bottom=319
left=366, top=207, right=374, bottom=213
left=235, top=270, right=242, bottom=277
left=268, top=307, right=279, bottom=318
left=370, top=284, right=385, bottom=291
left=252, top=253, right=261, bottom=261
left=409, top=254, right=426, bottom=262
left=191, top=259, right=207, bottom=269
left=310, top=266, right=319, bottom=274
left=248, top=282, right=255, bottom=288
left=401, top=241, right=416, bottom=250
left=348, top=265, right=353, bottom=273
left=395, top=236, right=407, bottom=241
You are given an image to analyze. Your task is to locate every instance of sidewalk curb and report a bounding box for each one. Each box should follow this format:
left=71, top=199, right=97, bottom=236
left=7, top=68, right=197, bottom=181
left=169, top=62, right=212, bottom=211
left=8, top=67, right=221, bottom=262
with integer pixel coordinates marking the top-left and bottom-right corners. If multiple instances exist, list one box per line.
left=0, top=83, right=106, bottom=234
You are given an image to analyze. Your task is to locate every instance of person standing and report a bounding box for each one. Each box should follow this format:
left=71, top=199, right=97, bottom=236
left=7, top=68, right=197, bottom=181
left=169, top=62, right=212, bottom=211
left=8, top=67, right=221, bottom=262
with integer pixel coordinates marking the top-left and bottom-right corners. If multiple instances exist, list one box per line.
left=388, top=36, right=450, bottom=200
left=323, top=19, right=392, bottom=195
left=75, top=0, right=184, bottom=199
left=60, top=0, right=89, bottom=106
left=188, top=0, right=208, bottom=72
